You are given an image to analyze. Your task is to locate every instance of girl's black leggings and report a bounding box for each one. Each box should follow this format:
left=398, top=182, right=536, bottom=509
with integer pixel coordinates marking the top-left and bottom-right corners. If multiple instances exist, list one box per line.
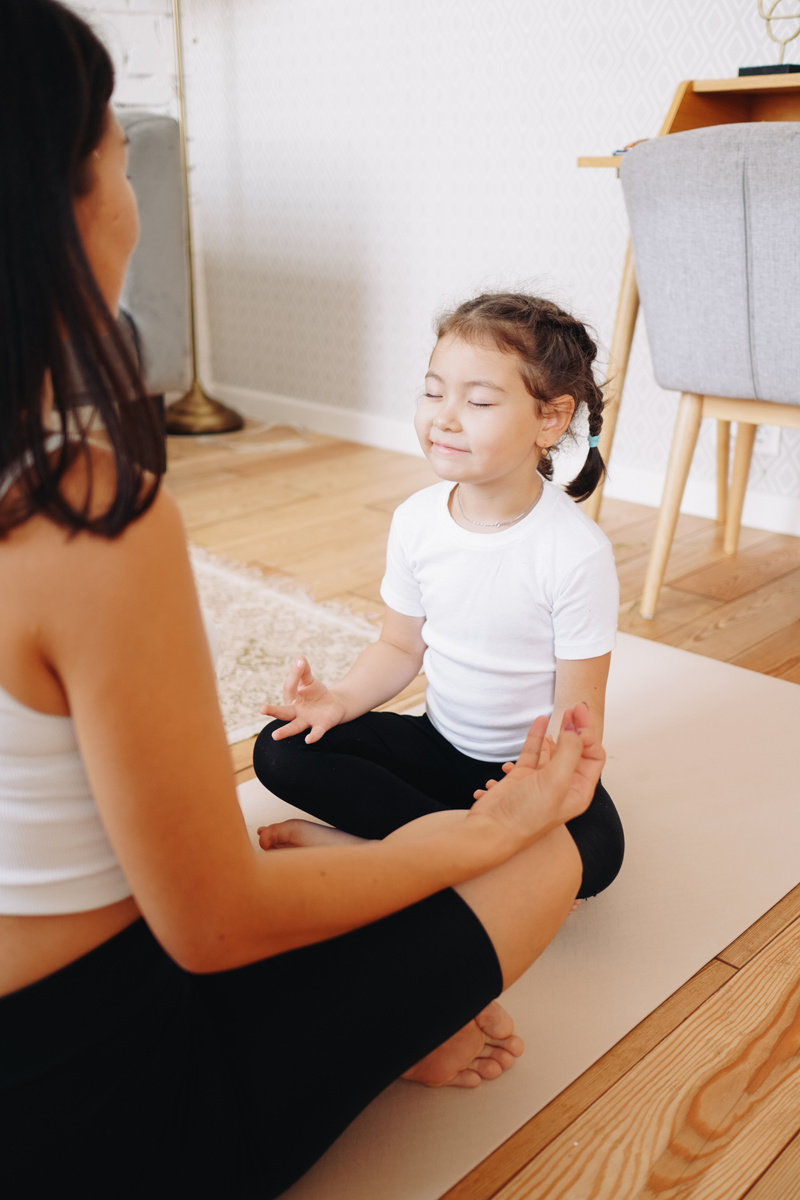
left=253, top=711, right=625, bottom=900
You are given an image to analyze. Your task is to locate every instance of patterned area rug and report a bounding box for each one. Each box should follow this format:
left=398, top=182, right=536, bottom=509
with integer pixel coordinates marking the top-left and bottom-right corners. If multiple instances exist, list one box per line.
left=190, top=547, right=379, bottom=744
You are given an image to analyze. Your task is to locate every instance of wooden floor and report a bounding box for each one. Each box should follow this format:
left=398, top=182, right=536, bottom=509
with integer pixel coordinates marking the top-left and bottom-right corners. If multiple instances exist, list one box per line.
left=168, top=422, right=800, bottom=1200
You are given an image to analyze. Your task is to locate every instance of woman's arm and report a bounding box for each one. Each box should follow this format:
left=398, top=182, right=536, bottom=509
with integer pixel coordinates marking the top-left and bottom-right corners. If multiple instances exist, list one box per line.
left=549, top=653, right=611, bottom=743
left=39, top=480, right=598, bottom=974
left=262, top=607, right=426, bottom=742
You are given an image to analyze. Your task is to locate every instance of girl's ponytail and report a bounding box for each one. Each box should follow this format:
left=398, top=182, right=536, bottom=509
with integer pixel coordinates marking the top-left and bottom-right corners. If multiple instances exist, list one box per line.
left=564, top=377, right=606, bottom=503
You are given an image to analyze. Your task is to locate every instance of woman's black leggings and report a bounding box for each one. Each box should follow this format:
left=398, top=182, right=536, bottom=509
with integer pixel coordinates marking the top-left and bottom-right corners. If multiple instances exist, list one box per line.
left=253, top=711, right=625, bottom=900
left=1, top=895, right=502, bottom=1199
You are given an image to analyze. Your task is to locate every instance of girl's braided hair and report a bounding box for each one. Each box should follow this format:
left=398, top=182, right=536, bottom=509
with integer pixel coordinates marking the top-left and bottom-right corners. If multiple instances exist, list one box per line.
left=435, top=293, right=606, bottom=502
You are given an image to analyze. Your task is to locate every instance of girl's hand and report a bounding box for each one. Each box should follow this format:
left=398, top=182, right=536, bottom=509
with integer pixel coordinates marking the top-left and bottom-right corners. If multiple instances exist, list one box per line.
left=259, top=657, right=348, bottom=742
left=471, top=703, right=603, bottom=842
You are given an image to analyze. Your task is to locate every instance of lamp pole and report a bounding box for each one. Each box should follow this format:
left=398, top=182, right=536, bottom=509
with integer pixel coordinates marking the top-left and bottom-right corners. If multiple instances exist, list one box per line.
left=165, top=0, right=243, bottom=434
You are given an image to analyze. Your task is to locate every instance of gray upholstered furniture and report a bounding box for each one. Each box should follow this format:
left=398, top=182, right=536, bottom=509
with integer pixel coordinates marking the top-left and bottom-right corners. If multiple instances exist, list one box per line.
left=620, top=122, right=800, bottom=618
left=117, top=109, right=192, bottom=399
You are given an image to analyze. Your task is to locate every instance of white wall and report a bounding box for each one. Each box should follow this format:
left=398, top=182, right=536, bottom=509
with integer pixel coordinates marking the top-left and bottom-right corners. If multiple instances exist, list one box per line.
left=74, top=1, right=800, bottom=533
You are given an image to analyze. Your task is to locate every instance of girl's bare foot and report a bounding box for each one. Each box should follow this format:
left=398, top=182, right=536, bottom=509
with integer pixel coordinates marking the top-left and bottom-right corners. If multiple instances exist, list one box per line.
left=402, top=1000, right=524, bottom=1089
left=257, top=818, right=366, bottom=851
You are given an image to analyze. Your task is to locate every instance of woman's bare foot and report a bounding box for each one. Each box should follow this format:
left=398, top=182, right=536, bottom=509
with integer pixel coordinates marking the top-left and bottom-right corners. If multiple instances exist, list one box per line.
left=402, top=1000, right=524, bottom=1089
left=257, top=818, right=367, bottom=851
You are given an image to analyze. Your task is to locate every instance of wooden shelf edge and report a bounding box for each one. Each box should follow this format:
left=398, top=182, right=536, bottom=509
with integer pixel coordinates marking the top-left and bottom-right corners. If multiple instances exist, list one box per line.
left=694, top=73, right=800, bottom=94
left=577, top=156, right=621, bottom=168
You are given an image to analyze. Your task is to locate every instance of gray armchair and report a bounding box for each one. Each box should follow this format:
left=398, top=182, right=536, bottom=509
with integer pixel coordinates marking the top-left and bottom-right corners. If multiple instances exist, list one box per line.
left=620, top=122, right=800, bottom=617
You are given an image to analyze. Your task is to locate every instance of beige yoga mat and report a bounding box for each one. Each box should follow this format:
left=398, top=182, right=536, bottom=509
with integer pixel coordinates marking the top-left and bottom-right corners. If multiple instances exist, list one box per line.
left=236, top=633, right=800, bottom=1200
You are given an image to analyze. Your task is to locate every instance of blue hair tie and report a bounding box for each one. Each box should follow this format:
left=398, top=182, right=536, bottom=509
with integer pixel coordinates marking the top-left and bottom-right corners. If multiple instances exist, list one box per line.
left=588, top=434, right=600, bottom=449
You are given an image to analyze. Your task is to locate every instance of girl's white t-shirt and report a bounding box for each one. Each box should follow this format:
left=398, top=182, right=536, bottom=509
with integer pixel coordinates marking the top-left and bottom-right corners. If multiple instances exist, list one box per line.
left=380, top=478, right=619, bottom=761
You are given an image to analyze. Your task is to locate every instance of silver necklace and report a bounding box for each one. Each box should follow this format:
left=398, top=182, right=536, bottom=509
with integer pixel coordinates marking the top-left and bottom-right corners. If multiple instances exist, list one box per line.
left=455, top=480, right=543, bottom=528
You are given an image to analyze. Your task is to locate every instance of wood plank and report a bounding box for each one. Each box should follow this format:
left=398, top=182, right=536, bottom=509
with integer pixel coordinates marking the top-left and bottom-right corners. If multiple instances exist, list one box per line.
left=729, top=622, right=800, bottom=683
left=670, top=535, right=800, bottom=603
left=743, top=1127, right=800, bottom=1199
left=491, top=919, right=800, bottom=1200
left=618, top=586, right=721, bottom=642
left=441, top=961, right=736, bottom=1200
left=606, top=510, right=710, bottom=566
left=614, top=524, right=771, bottom=604
left=190, top=502, right=391, bottom=566
left=177, top=476, right=314, bottom=529
left=661, top=568, right=800, bottom=662
left=718, top=884, right=800, bottom=970
left=269, top=536, right=391, bottom=602
left=589, top=496, right=659, bottom=536
left=231, top=735, right=258, bottom=776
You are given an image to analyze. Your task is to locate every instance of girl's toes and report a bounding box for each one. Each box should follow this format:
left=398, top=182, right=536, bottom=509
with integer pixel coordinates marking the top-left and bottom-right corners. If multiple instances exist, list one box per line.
left=450, top=1069, right=483, bottom=1089
left=474, top=999, right=515, bottom=1041
left=471, top=1056, right=503, bottom=1081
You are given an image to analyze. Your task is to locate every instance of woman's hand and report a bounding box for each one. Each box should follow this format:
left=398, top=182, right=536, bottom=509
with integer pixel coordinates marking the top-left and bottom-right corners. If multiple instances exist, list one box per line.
left=472, top=736, right=556, bottom=801
left=471, top=703, right=604, bottom=843
left=260, top=657, right=348, bottom=743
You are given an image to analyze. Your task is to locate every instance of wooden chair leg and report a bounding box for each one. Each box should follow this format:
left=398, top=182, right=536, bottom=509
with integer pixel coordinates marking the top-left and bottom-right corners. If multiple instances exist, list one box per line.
left=716, top=419, right=730, bottom=525
left=583, top=244, right=639, bottom=523
left=640, top=393, right=703, bottom=619
left=724, top=422, right=756, bottom=555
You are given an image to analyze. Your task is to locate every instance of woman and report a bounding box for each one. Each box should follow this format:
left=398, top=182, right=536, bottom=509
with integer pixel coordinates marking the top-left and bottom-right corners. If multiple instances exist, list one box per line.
left=0, top=3, right=604, bottom=1196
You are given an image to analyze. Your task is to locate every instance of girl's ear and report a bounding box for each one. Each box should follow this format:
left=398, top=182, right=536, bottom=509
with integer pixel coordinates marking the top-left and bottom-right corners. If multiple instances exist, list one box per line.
left=536, top=394, right=575, bottom=447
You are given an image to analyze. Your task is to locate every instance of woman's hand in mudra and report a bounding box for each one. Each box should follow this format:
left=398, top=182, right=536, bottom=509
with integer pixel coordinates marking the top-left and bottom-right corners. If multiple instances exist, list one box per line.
left=471, top=703, right=603, bottom=844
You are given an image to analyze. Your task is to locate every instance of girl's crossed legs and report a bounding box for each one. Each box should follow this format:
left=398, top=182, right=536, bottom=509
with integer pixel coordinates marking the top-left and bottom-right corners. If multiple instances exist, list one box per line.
left=253, top=710, right=625, bottom=900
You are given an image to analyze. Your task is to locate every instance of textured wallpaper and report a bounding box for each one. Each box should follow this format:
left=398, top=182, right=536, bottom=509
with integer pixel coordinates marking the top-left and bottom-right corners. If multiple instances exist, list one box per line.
left=75, top=1, right=800, bottom=524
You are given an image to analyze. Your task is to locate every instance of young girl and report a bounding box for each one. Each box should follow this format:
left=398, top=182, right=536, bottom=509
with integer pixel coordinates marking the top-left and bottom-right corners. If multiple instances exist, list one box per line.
left=254, top=293, right=623, bottom=901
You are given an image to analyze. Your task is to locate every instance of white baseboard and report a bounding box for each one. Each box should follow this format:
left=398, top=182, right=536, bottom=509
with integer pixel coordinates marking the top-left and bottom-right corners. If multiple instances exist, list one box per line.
left=210, top=382, right=424, bottom=458
left=603, top=463, right=800, bottom=537
left=210, top=382, right=800, bottom=537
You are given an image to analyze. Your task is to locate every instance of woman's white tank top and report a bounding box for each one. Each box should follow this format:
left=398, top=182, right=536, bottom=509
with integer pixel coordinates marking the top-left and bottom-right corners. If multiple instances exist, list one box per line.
left=0, top=681, right=131, bottom=914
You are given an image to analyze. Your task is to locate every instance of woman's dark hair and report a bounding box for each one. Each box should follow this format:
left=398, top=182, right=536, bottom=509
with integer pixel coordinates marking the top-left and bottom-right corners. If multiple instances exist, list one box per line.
left=0, top=0, right=163, bottom=537
left=436, top=293, right=606, bottom=502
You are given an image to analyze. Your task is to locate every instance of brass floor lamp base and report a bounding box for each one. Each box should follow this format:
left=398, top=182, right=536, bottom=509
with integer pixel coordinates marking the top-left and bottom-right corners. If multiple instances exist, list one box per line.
left=165, top=379, right=244, bottom=435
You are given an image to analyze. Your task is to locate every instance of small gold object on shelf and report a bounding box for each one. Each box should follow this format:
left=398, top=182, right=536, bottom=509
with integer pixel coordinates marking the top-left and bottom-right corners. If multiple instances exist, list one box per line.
left=739, top=1, right=800, bottom=74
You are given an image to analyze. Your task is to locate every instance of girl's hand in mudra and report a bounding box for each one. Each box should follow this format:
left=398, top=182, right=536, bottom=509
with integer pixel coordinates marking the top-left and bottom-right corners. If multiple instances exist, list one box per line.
left=471, top=703, right=603, bottom=843
left=260, top=656, right=348, bottom=743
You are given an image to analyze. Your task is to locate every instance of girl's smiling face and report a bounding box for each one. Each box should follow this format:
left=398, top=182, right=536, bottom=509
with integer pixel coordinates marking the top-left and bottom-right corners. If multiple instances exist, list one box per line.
left=415, top=334, right=573, bottom=490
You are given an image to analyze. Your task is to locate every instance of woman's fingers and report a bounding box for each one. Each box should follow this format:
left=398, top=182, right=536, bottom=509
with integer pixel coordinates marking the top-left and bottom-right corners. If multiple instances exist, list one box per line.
left=514, top=715, right=549, bottom=772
